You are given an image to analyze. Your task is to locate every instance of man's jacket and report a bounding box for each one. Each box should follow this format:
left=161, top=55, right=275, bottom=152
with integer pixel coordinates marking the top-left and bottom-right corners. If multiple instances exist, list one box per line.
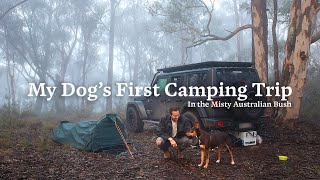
left=157, top=114, right=192, bottom=140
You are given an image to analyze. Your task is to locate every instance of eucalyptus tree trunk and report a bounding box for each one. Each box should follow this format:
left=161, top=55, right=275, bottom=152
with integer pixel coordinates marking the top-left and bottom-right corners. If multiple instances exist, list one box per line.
left=272, top=0, right=279, bottom=84
left=271, top=0, right=280, bottom=118
left=251, top=0, right=268, bottom=85
left=280, top=0, right=319, bottom=128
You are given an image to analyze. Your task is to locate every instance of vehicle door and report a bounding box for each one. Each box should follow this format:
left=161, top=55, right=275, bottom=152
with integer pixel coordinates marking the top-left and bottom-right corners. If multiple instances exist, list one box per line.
left=144, top=76, right=168, bottom=120
left=166, top=74, right=185, bottom=112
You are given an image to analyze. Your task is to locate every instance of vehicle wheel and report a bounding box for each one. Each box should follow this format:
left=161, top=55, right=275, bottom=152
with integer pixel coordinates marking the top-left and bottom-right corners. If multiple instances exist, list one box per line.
left=126, top=106, right=144, bottom=133
left=182, top=111, right=203, bottom=128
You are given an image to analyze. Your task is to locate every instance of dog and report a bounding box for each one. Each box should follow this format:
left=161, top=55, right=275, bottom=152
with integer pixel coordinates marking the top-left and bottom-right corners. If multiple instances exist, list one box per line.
left=186, top=122, right=235, bottom=168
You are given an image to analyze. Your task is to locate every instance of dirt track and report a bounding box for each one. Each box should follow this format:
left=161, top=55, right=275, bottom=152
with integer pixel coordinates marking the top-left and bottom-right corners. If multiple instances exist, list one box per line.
left=1, top=120, right=320, bottom=179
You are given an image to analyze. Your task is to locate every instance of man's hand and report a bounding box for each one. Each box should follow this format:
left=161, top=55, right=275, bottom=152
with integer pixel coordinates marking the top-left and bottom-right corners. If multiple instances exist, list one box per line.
left=168, top=137, right=177, bottom=147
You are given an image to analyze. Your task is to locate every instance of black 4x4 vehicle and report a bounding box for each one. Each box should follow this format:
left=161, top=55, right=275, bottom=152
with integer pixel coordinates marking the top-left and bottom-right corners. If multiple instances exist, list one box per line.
left=126, top=61, right=265, bottom=133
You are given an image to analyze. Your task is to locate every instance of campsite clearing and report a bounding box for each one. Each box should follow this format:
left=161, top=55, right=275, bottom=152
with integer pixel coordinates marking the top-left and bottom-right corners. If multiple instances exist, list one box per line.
left=0, top=119, right=320, bottom=179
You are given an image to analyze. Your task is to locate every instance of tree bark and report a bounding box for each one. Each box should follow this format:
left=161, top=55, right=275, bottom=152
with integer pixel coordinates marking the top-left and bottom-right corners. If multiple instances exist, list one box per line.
left=281, top=0, right=300, bottom=87
left=271, top=0, right=280, bottom=118
left=280, top=0, right=318, bottom=128
left=251, top=0, right=268, bottom=85
left=272, top=0, right=279, bottom=84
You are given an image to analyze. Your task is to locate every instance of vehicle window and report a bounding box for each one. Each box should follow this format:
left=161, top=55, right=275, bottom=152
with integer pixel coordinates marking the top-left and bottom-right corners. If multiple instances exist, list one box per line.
left=170, top=75, right=184, bottom=93
left=188, top=72, right=208, bottom=87
left=188, top=74, right=199, bottom=86
left=216, top=69, right=259, bottom=86
left=156, top=78, right=168, bottom=94
left=200, top=73, right=208, bottom=86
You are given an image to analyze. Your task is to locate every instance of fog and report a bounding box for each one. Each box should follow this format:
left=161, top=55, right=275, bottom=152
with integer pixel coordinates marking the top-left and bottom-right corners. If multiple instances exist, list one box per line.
left=0, top=0, right=319, bottom=118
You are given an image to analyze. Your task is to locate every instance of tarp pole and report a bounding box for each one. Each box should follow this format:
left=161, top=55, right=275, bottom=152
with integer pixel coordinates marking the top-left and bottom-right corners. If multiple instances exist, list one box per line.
left=115, top=122, right=134, bottom=159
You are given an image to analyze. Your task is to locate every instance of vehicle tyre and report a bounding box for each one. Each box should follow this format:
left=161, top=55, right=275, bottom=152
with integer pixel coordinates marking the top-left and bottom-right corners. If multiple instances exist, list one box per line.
left=126, top=106, right=144, bottom=133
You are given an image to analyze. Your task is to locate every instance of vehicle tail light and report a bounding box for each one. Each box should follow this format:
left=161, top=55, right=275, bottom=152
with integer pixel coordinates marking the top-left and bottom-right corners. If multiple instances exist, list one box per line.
left=217, top=121, right=224, bottom=127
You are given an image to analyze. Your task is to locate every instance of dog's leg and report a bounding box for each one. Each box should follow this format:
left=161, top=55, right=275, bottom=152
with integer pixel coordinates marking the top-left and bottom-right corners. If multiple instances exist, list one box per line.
left=216, top=145, right=221, bottom=163
left=225, top=144, right=235, bottom=165
left=204, top=149, right=210, bottom=168
left=199, top=145, right=205, bottom=167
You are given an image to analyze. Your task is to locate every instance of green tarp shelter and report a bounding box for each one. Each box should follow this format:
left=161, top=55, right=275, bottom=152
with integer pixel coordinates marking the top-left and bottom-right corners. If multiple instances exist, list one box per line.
left=51, top=114, right=127, bottom=152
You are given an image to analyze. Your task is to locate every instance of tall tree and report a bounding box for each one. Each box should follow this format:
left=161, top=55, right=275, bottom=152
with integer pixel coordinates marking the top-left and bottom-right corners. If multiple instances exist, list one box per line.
left=106, top=0, right=116, bottom=112
left=272, top=0, right=279, bottom=84
left=280, top=0, right=320, bottom=127
left=4, top=27, right=16, bottom=104
left=147, top=0, right=267, bottom=86
left=251, top=0, right=268, bottom=85
left=271, top=0, right=280, bottom=118
left=2, top=2, right=54, bottom=113
left=132, top=2, right=140, bottom=85
left=75, top=0, right=101, bottom=110
left=43, top=0, right=79, bottom=113
left=147, top=0, right=210, bottom=64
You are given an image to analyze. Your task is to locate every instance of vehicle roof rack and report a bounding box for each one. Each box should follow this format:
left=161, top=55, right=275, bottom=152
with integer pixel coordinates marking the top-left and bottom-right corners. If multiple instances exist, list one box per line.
left=157, top=61, right=253, bottom=73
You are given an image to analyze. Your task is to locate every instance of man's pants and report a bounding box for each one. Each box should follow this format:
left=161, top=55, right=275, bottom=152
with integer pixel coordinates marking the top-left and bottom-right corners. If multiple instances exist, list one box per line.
left=156, top=136, right=198, bottom=152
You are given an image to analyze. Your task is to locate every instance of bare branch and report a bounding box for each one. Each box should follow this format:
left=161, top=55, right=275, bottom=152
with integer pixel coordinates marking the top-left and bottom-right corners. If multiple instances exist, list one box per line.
left=188, top=24, right=252, bottom=48
left=224, top=29, right=233, bottom=33
left=65, top=27, right=78, bottom=63
left=45, top=71, right=56, bottom=83
left=34, top=22, right=64, bottom=54
left=8, top=39, right=40, bottom=76
left=16, top=65, right=35, bottom=83
left=87, top=6, right=110, bottom=31
left=198, top=0, right=213, bottom=34
left=189, top=38, right=211, bottom=48
left=0, top=0, right=29, bottom=21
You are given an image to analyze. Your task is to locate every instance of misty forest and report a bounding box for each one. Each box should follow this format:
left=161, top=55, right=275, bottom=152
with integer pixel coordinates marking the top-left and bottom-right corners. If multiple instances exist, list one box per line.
left=1, top=0, right=320, bottom=123
left=1, top=0, right=320, bottom=179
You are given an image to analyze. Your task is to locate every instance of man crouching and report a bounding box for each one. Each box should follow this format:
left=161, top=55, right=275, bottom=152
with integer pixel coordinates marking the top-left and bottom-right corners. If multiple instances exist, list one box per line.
left=156, top=106, right=197, bottom=159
